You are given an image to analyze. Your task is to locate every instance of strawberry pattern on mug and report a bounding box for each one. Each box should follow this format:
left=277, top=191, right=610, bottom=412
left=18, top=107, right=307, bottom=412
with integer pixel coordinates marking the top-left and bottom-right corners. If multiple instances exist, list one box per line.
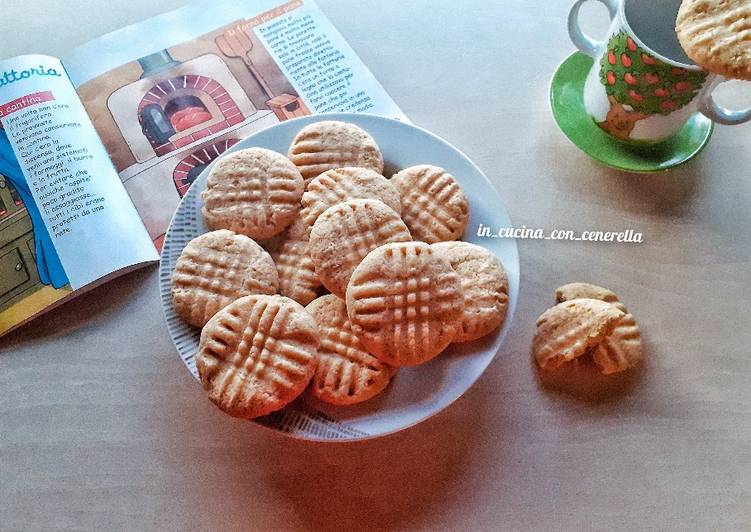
left=598, top=32, right=707, bottom=140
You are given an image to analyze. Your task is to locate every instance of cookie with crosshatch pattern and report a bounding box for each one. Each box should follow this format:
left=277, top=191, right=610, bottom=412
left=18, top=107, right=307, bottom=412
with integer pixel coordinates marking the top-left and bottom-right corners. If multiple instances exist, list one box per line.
left=287, top=120, right=384, bottom=185
left=676, top=0, right=751, bottom=81
left=305, top=295, right=396, bottom=405
left=390, top=165, right=469, bottom=243
left=533, top=298, right=626, bottom=372
left=309, top=199, right=412, bottom=298
left=345, top=241, right=464, bottom=367
left=201, top=147, right=304, bottom=240
left=266, top=217, right=322, bottom=306
left=299, top=167, right=402, bottom=233
left=171, top=230, right=278, bottom=328
left=554, top=282, right=643, bottom=375
left=431, top=241, right=509, bottom=343
left=197, top=294, right=319, bottom=419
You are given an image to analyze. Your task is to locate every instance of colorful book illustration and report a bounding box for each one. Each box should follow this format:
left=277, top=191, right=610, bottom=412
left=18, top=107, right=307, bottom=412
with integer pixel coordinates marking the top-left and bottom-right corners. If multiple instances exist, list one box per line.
left=0, top=0, right=404, bottom=336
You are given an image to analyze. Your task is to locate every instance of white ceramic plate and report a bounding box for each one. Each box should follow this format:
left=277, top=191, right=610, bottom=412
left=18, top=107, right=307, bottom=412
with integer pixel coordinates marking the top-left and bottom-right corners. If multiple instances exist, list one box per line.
left=159, top=113, right=519, bottom=441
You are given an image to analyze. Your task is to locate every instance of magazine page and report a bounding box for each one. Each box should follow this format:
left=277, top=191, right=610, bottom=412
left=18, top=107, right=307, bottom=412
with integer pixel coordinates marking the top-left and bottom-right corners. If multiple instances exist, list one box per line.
left=63, top=0, right=406, bottom=251
left=0, top=55, right=158, bottom=335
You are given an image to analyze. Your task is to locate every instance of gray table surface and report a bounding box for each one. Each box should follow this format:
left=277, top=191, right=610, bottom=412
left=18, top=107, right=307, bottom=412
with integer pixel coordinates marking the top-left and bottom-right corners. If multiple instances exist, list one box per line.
left=2, top=1, right=751, bottom=530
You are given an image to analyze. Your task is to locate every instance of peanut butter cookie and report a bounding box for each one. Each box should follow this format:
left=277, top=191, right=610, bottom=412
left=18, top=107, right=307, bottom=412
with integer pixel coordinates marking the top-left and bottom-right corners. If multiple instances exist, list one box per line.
left=300, top=167, right=401, bottom=232
left=554, top=283, right=643, bottom=375
left=309, top=199, right=411, bottom=298
left=346, top=242, right=464, bottom=367
left=197, top=294, right=319, bottom=419
left=390, top=165, right=469, bottom=243
left=431, top=241, right=509, bottom=342
left=202, top=148, right=304, bottom=239
left=287, top=120, right=384, bottom=184
left=306, top=295, right=395, bottom=405
left=677, top=0, right=751, bottom=80
left=172, top=230, right=278, bottom=327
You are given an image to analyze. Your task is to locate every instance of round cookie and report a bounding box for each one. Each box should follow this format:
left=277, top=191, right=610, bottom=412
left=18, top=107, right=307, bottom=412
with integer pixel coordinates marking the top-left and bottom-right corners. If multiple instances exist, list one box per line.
left=305, top=295, right=395, bottom=405
left=201, top=147, right=304, bottom=239
left=431, top=241, right=509, bottom=343
left=390, top=165, right=469, bottom=243
left=287, top=120, right=384, bottom=184
left=309, top=199, right=412, bottom=298
left=197, top=294, right=319, bottom=419
left=269, top=218, right=321, bottom=306
left=676, top=0, right=751, bottom=80
left=346, top=241, right=464, bottom=367
left=300, top=167, right=401, bottom=232
left=555, top=282, right=623, bottom=311
left=533, top=298, right=625, bottom=372
left=171, top=230, right=278, bottom=328
left=554, top=283, right=643, bottom=375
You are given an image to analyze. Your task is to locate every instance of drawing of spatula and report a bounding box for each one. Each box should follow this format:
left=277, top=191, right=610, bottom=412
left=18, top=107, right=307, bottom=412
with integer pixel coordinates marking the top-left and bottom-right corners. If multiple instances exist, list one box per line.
left=215, top=31, right=274, bottom=99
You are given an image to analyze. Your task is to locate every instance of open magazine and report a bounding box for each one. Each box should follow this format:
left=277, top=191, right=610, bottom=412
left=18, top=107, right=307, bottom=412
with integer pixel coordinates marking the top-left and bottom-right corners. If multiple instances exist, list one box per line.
left=0, top=0, right=404, bottom=336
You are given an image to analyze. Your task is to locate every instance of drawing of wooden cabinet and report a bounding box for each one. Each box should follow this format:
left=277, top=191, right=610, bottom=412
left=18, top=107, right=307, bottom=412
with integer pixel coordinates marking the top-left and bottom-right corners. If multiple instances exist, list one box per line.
left=0, top=174, right=42, bottom=312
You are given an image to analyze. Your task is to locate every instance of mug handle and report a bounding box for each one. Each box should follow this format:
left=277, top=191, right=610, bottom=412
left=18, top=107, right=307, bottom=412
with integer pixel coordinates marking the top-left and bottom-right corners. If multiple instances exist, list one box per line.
left=568, top=0, right=619, bottom=58
left=699, top=77, right=751, bottom=125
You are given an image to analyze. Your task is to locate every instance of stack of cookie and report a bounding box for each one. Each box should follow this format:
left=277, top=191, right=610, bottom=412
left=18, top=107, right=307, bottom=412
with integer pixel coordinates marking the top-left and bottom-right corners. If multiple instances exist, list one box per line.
left=171, top=120, right=509, bottom=420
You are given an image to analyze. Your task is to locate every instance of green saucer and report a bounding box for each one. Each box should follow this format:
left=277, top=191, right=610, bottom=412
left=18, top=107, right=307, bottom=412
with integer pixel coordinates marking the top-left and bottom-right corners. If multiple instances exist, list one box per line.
left=550, top=52, right=713, bottom=173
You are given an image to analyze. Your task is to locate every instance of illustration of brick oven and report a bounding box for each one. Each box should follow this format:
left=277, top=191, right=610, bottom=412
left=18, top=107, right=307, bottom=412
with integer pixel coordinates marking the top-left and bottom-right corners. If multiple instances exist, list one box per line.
left=107, top=50, right=280, bottom=247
